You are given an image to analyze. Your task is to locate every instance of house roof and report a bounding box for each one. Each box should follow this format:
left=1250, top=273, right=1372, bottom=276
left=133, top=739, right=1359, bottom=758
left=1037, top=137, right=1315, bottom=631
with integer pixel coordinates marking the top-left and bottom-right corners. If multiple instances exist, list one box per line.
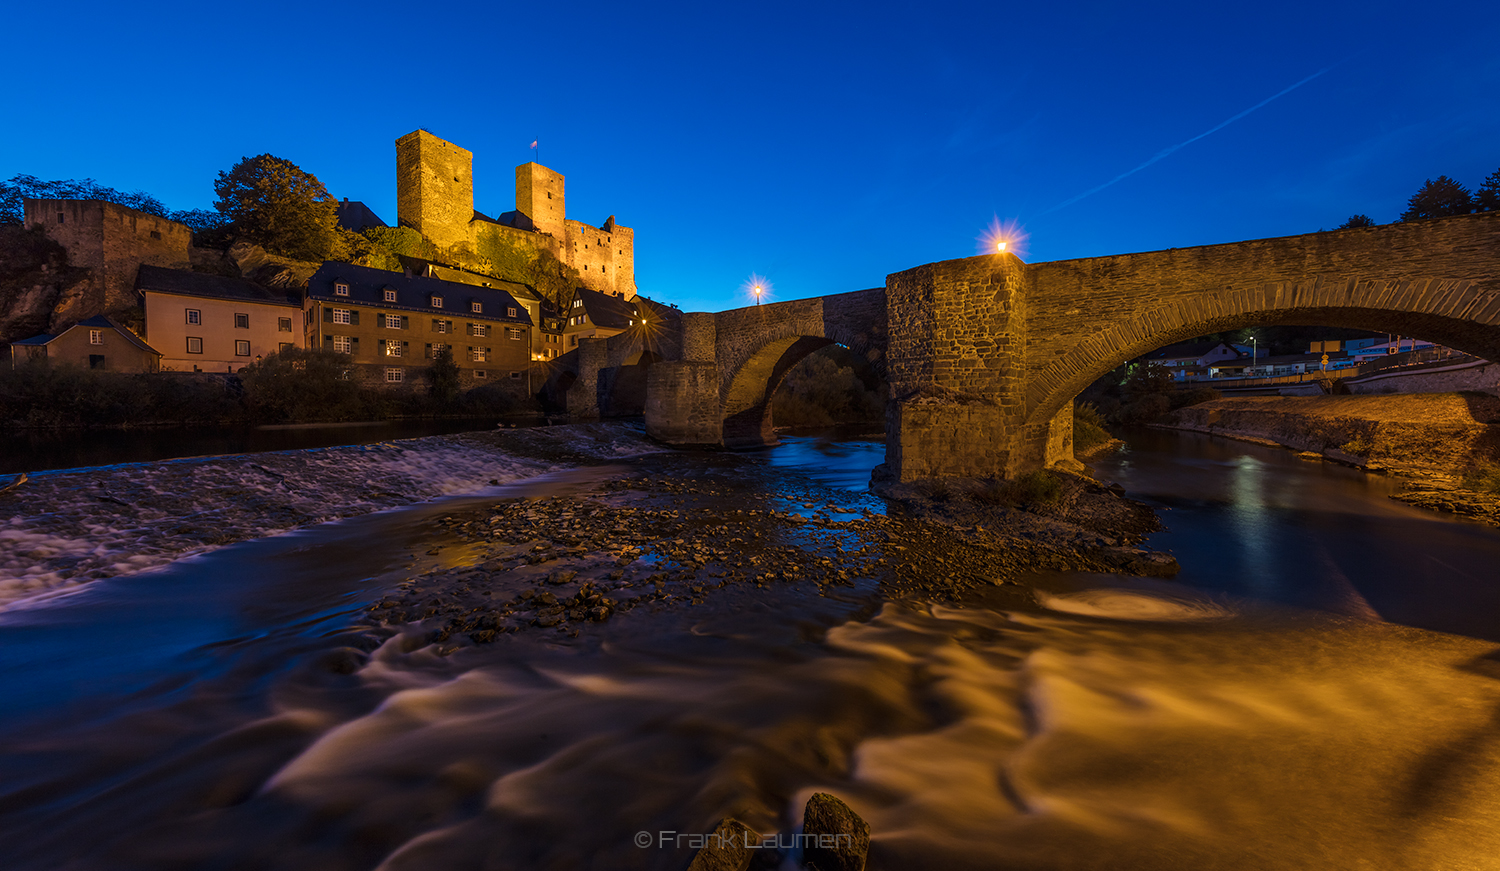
left=73, top=315, right=162, bottom=356
left=1151, top=340, right=1241, bottom=361
left=307, top=262, right=534, bottom=325
left=335, top=200, right=388, bottom=233
left=392, top=255, right=541, bottom=302
left=11, top=333, right=55, bottom=346
left=137, top=265, right=301, bottom=307
left=570, top=289, right=677, bottom=331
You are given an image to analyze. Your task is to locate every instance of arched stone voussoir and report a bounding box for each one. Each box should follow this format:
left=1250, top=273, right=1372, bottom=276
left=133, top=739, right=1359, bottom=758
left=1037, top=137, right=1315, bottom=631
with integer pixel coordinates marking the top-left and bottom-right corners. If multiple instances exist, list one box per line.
left=1021, top=283, right=1500, bottom=428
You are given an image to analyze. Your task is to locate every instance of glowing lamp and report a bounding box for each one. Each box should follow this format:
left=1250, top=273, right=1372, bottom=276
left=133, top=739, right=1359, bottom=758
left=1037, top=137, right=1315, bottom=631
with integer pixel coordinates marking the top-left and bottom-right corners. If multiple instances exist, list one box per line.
left=996, top=240, right=1007, bottom=253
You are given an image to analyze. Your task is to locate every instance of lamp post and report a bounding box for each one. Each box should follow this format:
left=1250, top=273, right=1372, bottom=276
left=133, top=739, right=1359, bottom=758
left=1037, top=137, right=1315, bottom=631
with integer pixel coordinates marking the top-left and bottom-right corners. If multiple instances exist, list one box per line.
left=754, top=284, right=762, bottom=306
left=1250, top=336, right=1257, bottom=374
left=996, top=240, right=1007, bottom=253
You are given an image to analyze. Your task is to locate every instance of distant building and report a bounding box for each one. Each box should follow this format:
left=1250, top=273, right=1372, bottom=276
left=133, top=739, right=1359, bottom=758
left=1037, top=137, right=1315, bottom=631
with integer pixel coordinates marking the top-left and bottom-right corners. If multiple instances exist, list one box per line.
left=394, top=130, right=637, bottom=299
left=394, top=255, right=565, bottom=360
left=335, top=199, right=388, bottom=233
left=23, top=199, right=192, bottom=328
left=137, top=266, right=303, bottom=373
left=1147, top=340, right=1243, bottom=381
left=304, top=262, right=534, bottom=391
left=562, top=287, right=674, bottom=350
left=10, top=314, right=160, bottom=372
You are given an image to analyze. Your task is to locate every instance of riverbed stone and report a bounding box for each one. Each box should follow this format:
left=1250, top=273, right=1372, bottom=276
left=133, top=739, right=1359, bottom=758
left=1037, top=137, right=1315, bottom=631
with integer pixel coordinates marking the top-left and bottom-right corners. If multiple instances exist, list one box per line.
left=686, top=817, right=759, bottom=871
left=800, top=792, right=870, bottom=871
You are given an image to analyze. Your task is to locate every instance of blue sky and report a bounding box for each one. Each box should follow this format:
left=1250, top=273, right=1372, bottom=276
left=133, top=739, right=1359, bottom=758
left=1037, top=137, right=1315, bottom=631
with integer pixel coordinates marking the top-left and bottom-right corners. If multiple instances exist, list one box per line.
left=4, top=1, right=1496, bottom=312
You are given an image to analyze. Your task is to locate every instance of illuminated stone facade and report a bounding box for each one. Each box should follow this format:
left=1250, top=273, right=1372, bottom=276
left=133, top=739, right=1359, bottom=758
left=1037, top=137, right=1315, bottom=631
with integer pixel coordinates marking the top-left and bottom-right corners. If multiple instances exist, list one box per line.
left=394, top=130, right=635, bottom=300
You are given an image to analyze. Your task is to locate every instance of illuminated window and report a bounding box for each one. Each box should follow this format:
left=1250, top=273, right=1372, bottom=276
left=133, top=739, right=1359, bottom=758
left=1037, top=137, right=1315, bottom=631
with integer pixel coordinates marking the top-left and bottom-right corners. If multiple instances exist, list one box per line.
left=471, top=301, right=482, bottom=313
left=381, top=314, right=406, bottom=329
left=234, top=313, right=249, bottom=329
left=385, top=368, right=404, bottom=382
left=186, top=337, right=203, bottom=354
left=235, top=340, right=251, bottom=356
left=332, top=335, right=352, bottom=353
left=385, top=341, right=404, bottom=357
left=333, top=308, right=351, bottom=325
left=508, top=328, right=523, bottom=340
left=186, top=309, right=201, bottom=325
left=433, top=319, right=450, bottom=334
left=470, top=323, right=489, bottom=338
left=471, top=346, right=489, bottom=363
left=431, top=296, right=443, bottom=307
left=507, top=306, right=517, bottom=318
left=89, top=330, right=103, bottom=345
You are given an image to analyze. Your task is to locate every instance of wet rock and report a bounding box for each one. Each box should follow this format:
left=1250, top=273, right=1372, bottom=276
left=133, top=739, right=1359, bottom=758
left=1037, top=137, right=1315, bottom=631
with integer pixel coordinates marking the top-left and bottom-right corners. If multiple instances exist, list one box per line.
left=686, top=817, right=759, bottom=871
left=533, top=611, right=564, bottom=628
left=546, top=570, right=578, bottom=586
left=800, top=792, right=870, bottom=871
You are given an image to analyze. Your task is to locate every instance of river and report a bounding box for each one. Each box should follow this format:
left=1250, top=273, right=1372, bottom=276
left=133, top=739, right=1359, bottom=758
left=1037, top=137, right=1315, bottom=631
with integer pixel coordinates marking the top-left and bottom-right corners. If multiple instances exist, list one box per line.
left=2, top=429, right=1499, bottom=870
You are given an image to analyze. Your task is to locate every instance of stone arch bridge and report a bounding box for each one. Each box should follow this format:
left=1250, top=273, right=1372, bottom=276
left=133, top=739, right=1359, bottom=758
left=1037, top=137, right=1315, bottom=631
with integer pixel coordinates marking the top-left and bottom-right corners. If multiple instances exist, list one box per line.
left=569, top=211, right=1500, bottom=482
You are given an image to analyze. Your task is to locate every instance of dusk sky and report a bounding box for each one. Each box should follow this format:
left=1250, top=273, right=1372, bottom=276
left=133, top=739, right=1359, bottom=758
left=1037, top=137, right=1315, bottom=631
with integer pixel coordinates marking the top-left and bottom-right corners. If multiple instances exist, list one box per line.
left=5, top=1, right=1497, bottom=312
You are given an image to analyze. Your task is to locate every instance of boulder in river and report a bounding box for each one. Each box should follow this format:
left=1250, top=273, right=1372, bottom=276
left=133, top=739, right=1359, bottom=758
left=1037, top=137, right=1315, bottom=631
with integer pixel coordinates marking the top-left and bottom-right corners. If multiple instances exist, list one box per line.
left=801, top=792, right=869, bottom=871
left=686, top=817, right=759, bottom=871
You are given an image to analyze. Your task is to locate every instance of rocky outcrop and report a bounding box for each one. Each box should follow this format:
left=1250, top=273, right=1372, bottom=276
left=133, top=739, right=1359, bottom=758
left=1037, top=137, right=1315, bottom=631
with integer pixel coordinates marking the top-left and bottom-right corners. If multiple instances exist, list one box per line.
left=227, top=240, right=320, bottom=290
left=0, top=225, right=90, bottom=346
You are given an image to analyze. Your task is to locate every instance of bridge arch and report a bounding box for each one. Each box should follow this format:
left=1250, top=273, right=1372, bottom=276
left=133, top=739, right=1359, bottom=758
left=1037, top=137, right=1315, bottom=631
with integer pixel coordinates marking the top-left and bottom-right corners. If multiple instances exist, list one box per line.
left=722, top=336, right=884, bottom=447
left=1021, top=276, right=1500, bottom=429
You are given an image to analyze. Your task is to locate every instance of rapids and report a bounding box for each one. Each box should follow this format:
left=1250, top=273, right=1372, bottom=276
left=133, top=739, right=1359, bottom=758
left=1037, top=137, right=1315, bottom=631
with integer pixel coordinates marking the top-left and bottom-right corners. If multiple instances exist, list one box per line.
left=3, top=431, right=1499, bottom=870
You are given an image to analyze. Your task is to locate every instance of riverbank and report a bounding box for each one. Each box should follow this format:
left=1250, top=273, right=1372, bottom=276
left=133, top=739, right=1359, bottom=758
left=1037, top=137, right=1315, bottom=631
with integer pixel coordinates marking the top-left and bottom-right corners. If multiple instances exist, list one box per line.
left=1158, top=393, right=1500, bottom=525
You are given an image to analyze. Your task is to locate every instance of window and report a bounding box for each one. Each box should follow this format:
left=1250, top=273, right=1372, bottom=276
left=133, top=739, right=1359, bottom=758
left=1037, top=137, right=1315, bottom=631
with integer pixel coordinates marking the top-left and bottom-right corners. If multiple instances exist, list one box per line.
left=187, top=337, right=203, bottom=354
left=508, top=328, right=523, bottom=341
left=431, top=296, right=443, bottom=307
left=573, top=299, right=583, bottom=308
left=474, top=370, right=487, bottom=379
left=432, top=319, right=450, bottom=333
left=506, top=306, right=517, bottom=318
left=509, top=371, right=522, bottom=380
left=385, top=340, right=404, bottom=357
left=278, top=317, right=292, bottom=332
left=334, top=282, right=349, bottom=296
left=385, top=368, right=404, bottom=383
left=427, top=343, right=448, bottom=358
left=470, top=323, right=489, bottom=338
left=601, top=265, right=606, bottom=273
left=279, top=342, right=293, bottom=352
left=471, top=346, right=489, bottom=363
left=384, top=288, right=397, bottom=302
left=570, top=335, right=578, bottom=347
left=234, top=313, right=249, bottom=329
left=89, top=329, right=103, bottom=345
left=186, top=309, right=201, bottom=325
left=57, top=212, right=64, bottom=224
left=332, top=335, right=352, bottom=353
left=380, top=314, right=407, bottom=329
left=333, top=308, right=351, bottom=325
left=150, top=230, right=161, bottom=240
left=235, top=340, right=251, bottom=356
left=471, top=301, right=482, bottom=313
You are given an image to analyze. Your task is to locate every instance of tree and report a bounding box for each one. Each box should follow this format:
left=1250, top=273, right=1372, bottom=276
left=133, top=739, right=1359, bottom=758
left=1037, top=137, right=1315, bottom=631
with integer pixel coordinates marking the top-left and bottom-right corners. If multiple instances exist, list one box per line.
left=426, top=346, right=460, bottom=405
left=1478, top=167, right=1500, bottom=212
left=1400, top=175, right=1474, bottom=221
left=213, top=155, right=340, bottom=261
left=1337, top=214, right=1375, bottom=229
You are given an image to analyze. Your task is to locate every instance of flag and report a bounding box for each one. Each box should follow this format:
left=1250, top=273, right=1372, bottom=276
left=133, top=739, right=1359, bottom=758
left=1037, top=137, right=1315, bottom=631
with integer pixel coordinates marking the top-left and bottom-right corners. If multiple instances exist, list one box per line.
left=530, top=140, right=538, bottom=149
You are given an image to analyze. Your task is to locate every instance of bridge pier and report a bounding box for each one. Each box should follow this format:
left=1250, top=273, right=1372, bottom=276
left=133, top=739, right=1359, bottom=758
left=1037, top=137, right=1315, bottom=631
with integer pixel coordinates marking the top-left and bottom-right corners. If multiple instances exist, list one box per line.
left=565, top=338, right=608, bottom=419
left=646, top=313, right=723, bottom=445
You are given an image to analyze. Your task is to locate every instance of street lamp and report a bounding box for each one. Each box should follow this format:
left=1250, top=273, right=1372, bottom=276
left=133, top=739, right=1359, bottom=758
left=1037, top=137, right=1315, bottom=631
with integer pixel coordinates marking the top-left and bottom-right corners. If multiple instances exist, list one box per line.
left=1250, top=335, right=1257, bottom=373
left=754, top=284, right=762, bottom=306
left=996, top=240, right=1007, bottom=253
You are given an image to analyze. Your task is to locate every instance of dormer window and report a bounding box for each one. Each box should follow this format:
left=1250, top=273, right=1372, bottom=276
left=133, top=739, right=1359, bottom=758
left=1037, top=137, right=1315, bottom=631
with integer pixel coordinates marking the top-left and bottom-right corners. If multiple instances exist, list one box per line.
left=573, top=299, right=583, bottom=308
left=431, top=295, right=443, bottom=308
left=507, top=307, right=517, bottom=318
left=334, top=282, right=349, bottom=296
left=471, top=301, right=482, bottom=313
left=384, top=288, right=397, bottom=302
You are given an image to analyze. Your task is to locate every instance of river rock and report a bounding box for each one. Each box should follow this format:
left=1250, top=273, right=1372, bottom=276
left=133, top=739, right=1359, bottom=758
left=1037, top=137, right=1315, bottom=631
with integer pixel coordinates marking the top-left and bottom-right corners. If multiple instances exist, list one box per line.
left=686, top=817, right=759, bottom=871
left=800, top=792, right=869, bottom=871
left=547, top=570, right=578, bottom=585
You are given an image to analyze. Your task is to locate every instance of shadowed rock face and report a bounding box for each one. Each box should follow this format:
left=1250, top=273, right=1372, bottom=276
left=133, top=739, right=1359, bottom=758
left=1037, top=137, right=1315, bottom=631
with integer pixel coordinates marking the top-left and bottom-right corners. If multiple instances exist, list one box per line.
left=801, top=792, right=870, bottom=871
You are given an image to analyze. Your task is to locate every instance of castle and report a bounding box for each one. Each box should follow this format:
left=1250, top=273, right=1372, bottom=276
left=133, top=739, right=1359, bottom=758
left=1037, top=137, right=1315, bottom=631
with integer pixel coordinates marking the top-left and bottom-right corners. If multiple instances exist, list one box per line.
left=395, top=130, right=636, bottom=300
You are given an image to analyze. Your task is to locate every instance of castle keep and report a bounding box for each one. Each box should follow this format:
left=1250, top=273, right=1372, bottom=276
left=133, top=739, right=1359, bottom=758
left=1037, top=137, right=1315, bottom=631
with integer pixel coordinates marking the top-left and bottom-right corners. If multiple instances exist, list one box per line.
left=395, top=130, right=636, bottom=299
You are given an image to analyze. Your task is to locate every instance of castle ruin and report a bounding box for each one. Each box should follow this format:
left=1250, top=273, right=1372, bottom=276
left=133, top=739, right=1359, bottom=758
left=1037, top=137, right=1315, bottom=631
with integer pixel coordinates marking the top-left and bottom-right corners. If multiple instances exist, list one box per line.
left=395, top=130, right=636, bottom=300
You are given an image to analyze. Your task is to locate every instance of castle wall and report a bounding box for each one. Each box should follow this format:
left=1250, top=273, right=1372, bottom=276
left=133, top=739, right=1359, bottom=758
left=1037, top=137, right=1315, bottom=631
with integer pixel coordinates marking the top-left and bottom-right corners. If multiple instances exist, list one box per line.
left=516, top=163, right=565, bottom=238
left=24, top=199, right=191, bottom=327
left=563, top=220, right=634, bottom=297
left=395, top=131, right=475, bottom=248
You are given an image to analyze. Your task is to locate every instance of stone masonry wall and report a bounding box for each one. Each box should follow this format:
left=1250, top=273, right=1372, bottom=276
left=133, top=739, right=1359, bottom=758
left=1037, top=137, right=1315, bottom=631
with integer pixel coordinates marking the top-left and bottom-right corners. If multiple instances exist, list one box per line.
left=1021, top=211, right=1500, bottom=428
left=395, top=131, right=475, bottom=249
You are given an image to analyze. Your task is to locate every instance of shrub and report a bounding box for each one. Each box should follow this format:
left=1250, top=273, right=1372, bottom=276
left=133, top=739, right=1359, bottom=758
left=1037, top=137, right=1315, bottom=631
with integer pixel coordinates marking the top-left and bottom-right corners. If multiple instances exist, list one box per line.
left=239, top=347, right=376, bottom=423
left=0, top=360, right=239, bottom=427
left=973, top=470, right=1062, bottom=508
left=1116, top=393, right=1170, bottom=425
left=1073, top=401, right=1113, bottom=453
left=771, top=348, right=884, bottom=427
left=1340, top=435, right=1374, bottom=456
left=1170, top=386, right=1221, bottom=410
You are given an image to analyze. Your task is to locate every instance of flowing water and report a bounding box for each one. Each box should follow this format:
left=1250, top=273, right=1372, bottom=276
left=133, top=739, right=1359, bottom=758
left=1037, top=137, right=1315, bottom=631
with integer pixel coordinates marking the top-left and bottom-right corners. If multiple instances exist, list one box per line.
left=3, top=431, right=1500, bottom=870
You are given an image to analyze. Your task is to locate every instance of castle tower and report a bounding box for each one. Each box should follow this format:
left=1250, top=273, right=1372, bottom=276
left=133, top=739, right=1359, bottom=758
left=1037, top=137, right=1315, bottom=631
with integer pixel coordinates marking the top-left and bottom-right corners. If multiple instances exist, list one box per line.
left=395, top=130, right=474, bottom=248
left=516, top=163, right=566, bottom=238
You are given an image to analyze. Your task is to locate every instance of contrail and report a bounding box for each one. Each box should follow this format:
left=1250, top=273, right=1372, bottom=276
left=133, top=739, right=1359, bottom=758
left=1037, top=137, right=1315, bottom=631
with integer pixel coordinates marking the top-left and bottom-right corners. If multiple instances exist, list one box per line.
left=1043, top=66, right=1332, bottom=215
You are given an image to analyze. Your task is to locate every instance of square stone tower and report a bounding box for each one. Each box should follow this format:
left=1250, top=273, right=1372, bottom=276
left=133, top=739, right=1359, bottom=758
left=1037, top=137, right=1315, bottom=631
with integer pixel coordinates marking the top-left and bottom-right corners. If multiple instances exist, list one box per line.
left=395, top=130, right=474, bottom=248
left=516, top=163, right=565, bottom=238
